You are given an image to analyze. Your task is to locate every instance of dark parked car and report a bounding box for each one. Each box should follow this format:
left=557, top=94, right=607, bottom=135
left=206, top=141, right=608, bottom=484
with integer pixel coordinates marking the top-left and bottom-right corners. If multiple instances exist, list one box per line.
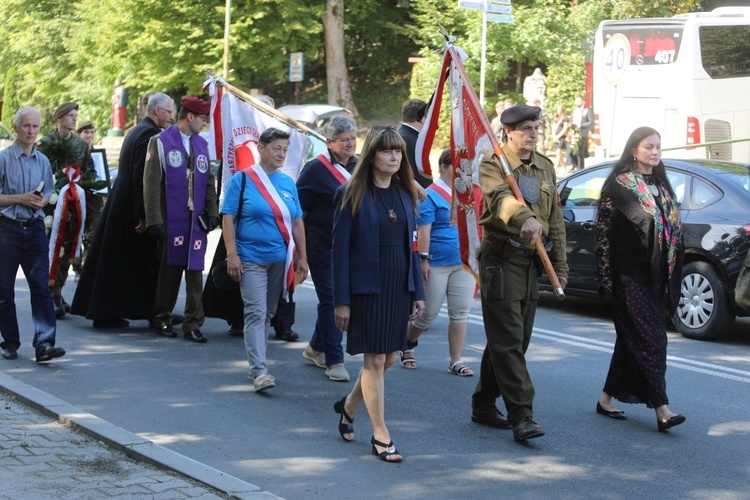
left=539, top=159, right=750, bottom=340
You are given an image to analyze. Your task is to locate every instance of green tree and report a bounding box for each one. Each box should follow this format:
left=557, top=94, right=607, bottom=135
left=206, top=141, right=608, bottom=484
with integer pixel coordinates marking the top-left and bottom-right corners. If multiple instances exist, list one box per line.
left=2, top=68, right=20, bottom=127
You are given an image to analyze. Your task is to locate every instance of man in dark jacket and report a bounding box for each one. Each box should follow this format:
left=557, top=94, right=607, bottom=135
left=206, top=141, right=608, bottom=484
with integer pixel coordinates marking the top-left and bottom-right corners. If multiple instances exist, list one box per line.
left=397, top=99, right=432, bottom=188
left=71, top=93, right=176, bottom=329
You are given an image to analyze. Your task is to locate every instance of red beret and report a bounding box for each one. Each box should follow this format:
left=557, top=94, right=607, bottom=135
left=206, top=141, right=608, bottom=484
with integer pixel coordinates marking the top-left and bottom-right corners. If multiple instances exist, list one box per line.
left=180, top=96, right=210, bottom=115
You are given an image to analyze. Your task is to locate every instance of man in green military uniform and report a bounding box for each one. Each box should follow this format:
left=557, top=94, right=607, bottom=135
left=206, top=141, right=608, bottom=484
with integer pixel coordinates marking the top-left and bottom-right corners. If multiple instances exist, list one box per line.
left=38, top=102, right=96, bottom=318
left=471, top=105, right=568, bottom=441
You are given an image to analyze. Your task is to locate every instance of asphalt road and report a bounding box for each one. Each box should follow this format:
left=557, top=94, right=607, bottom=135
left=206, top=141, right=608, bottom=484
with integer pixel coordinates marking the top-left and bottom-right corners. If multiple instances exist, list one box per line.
left=5, top=238, right=750, bottom=499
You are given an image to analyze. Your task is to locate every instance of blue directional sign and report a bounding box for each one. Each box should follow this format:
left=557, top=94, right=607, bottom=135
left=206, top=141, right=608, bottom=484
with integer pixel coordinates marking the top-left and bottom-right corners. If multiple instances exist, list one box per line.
left=486, top=13, right=515, bottom=24
left=458, top=0, right=512, bottom=14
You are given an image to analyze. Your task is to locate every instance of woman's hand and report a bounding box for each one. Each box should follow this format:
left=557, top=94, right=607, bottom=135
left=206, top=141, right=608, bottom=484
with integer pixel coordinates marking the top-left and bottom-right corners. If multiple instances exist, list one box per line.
left=409, top=300, right=425, bottom=320
left=295, top=258, right=309, bottom=283
left=420, top=259, right=431, bottom=282
left=226, top=252, right=242, bottom=282
left=335, top=305, right=350, bottom=332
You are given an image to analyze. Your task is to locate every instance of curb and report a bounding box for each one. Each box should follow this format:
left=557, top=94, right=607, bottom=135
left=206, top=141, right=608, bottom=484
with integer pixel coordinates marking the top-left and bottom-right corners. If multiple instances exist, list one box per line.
left=0, top=372, right=281, bottom=500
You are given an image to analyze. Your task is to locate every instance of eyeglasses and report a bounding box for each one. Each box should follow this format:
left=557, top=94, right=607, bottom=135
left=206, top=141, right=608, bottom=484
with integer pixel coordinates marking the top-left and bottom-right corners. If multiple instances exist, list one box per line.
left=157, top=106, right=174, bottom=115
left=196, top=114, right=209, bottom=123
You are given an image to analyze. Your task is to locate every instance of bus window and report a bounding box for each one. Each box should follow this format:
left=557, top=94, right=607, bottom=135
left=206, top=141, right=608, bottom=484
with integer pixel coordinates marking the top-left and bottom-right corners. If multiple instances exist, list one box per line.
left=602, top=25, right=684, bottom=65
left=700, top=25, right=750, bottom=79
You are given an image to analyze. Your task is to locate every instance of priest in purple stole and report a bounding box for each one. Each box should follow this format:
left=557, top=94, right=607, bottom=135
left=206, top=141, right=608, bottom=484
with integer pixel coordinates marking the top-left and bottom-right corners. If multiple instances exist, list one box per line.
left=143, top=96, right=219, bottom=342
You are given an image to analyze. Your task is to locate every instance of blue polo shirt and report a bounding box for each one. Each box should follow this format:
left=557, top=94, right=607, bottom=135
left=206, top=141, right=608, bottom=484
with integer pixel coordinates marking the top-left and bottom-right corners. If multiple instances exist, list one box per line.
left=221, top=168, right=302, bottom=263
left=416, top=187, right=461, bottom=267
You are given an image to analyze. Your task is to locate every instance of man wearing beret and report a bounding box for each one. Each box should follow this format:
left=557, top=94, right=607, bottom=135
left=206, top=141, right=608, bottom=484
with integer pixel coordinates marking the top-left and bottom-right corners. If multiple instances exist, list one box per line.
left=38, top=102, right=96, bottom=319
left=143, top=96, right=219, bottom=343
left=471, top=104, right=568, bottom=441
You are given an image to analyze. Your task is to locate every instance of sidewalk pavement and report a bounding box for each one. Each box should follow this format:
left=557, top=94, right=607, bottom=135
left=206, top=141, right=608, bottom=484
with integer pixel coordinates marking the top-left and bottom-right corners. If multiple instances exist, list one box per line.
left=0, top=372, right=280, bottom=499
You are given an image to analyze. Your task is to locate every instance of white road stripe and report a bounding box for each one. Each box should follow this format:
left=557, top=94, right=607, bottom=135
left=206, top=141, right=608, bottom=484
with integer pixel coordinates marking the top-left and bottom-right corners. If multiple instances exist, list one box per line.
left=441, top=310, right=750, bottom=384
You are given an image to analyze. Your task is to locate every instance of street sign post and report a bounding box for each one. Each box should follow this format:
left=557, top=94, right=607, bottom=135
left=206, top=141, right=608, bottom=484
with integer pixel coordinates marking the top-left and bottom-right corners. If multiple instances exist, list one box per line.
left=457, top=0, right=514, bottom=106
left=289, top=52, right=304, bottom=82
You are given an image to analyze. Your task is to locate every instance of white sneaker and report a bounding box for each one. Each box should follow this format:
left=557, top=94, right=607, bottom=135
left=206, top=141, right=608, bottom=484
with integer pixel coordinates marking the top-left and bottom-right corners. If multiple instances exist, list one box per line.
left=303, top=344, right=326, bottom=369
left=325, top=363, right=350, bottom=382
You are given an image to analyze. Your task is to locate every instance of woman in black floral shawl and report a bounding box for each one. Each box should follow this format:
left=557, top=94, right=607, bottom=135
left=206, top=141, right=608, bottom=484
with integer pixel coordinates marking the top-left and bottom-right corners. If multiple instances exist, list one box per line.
left=594, top=126, right=686, bottom=432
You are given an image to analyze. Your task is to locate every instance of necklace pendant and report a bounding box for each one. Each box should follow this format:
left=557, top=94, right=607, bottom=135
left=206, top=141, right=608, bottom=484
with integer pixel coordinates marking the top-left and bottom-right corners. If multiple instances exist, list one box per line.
left=387, top=209, right=397, bottom=222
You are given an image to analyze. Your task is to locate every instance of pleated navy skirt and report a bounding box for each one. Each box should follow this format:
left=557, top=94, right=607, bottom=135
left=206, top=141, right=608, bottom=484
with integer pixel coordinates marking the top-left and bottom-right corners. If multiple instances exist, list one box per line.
left=347, top=245, right=410, bottom=355
left=345, top=185, right=413, bottom=355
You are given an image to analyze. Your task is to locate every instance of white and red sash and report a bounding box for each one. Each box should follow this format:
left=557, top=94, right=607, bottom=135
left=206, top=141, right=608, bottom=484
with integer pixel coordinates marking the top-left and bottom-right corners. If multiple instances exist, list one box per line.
left=428, top=178, right=452, bottom=204
left=245, top=165, right=296, bottom=295
left=48, top=164, right=86, bottom=281
left=316, top=151, right=351, bottom=185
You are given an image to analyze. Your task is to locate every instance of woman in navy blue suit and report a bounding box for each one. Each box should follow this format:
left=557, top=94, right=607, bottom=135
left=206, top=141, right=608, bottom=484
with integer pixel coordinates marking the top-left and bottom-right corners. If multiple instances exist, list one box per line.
left=331, top=126, right=425, bottom=463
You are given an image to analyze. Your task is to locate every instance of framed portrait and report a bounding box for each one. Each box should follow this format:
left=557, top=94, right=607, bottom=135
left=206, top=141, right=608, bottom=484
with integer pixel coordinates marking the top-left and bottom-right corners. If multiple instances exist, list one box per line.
left=90, top=148, right=111, bottom=195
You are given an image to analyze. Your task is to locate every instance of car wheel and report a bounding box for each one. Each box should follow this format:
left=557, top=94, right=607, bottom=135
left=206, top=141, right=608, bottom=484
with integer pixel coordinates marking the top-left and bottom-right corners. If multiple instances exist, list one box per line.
left=673, top=261, right=735, bottom=340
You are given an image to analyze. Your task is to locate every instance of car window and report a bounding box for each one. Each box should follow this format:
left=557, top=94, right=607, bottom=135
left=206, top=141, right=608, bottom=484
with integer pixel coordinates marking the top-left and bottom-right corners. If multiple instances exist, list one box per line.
left=666, top=170, right=687, bottom=206
left=559, top=169, right=609, bottom=206
left=692, top=177, right=721, bottom=208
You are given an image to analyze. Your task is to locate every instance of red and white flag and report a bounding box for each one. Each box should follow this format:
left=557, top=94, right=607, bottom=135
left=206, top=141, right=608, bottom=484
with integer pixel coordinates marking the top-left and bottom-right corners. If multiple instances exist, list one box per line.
left=204, top=77, right=312, bottom=198
left=417, top=47, right=487, bottom=281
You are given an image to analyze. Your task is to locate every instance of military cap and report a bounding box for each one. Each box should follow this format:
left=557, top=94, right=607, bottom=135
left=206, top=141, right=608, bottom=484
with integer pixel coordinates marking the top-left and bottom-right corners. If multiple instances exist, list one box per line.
left=180, top=96, right=210, bottom=115
left=53, top=102, right=79, bottom=120
left=500, top=105, right=541, bottom=126
left=76, top=121, right=95, bottom=134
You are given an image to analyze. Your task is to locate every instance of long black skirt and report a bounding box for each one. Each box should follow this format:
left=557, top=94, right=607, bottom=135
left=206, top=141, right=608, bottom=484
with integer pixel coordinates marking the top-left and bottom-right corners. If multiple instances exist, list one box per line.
left=603, top=275, right=669, bottom=408
left=346, top=245, right=410, bottom=355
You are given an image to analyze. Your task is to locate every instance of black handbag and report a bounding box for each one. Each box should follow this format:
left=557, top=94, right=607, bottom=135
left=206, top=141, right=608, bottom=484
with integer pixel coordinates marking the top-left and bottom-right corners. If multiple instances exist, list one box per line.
left=210, top=172, right=246, bottom=290
left=210, top=259, right=237, bottom=290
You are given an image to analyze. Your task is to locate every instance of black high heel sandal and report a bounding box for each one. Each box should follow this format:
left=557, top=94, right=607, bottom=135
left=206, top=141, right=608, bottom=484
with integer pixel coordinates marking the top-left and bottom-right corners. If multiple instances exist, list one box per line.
left=371, top=436, right=402, bottom=463
left=333, top=396, right=354, bottom=442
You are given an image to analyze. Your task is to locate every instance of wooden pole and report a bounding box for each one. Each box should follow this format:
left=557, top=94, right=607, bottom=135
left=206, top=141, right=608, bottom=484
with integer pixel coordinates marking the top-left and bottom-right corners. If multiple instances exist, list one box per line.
left=216, top=78, right=327, bottom=142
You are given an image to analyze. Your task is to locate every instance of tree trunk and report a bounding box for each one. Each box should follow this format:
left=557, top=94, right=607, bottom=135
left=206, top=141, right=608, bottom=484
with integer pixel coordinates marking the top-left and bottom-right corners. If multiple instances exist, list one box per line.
left=322, top=0, right=359, bottom=117
left=516, top=61, right=523, bottom=94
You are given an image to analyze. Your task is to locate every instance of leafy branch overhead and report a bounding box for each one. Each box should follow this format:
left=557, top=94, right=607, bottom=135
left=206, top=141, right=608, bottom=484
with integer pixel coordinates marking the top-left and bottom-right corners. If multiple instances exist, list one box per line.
left=0, top=0, right=703, bottom=137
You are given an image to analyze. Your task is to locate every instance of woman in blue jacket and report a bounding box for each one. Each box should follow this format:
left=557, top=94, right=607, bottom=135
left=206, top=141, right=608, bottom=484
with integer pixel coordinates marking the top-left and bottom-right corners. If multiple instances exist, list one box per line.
left=331, top=126, right=425, bottom=463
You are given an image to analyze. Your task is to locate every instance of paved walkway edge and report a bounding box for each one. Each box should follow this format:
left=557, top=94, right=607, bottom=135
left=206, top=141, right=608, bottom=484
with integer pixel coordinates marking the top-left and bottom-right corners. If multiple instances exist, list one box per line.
left=0, top=372, right=281, bottom=500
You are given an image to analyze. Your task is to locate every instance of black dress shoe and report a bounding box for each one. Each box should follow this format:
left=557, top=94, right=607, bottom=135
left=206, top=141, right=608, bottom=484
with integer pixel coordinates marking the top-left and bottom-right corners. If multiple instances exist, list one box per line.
left=472, top=405, right=512, bottom=429
left=596, top=401, right=627, bottom=420
left=149, top=315, right=186, bottom=328
left=93, top=318, right=130, bottom=329
left=2, top=347, right=18, bottom=360
left=657, top=414, right=686, bottom=432
left=159, top=325, right=177, bottom=337
left=62, top=297, right=71, bottom=313
left=512, top=417, right=545, bottom=441
left=55, top=305, right=66, bottom=319
left=228, top=327, right=244, bottom=337
left=184, top=329, right=207, bottom=343
left=36, top=345, right=66, bottom=363
left=274, top=329, right=299, bottom=342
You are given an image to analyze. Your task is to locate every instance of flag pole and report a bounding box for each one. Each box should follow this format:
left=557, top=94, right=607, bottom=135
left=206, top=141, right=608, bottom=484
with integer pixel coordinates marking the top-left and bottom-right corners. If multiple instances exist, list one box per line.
left=212, top=75, right=326, bottom=142
left=445, top=45, right=566, bottom=301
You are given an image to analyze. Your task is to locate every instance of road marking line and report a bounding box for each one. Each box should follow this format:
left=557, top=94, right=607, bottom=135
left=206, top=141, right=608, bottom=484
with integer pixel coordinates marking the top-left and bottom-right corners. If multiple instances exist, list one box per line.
left=436, top=310, right=750, bottom=383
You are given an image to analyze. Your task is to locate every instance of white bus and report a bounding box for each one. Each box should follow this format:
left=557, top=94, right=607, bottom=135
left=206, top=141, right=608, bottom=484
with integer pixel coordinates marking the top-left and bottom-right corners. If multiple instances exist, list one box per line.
left=593, top=7, right=750, bottom=163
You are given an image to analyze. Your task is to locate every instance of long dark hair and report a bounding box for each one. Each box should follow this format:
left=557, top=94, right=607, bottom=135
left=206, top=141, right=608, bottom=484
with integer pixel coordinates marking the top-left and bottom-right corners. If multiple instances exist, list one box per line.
left=340, top=126, right=417, bottom=216
left=604, top=126, right=675, bottom=198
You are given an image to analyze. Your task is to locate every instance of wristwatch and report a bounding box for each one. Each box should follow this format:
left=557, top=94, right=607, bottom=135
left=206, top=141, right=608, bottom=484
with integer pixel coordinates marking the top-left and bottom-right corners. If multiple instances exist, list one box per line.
left=419, top=252, right=432, bottom=262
